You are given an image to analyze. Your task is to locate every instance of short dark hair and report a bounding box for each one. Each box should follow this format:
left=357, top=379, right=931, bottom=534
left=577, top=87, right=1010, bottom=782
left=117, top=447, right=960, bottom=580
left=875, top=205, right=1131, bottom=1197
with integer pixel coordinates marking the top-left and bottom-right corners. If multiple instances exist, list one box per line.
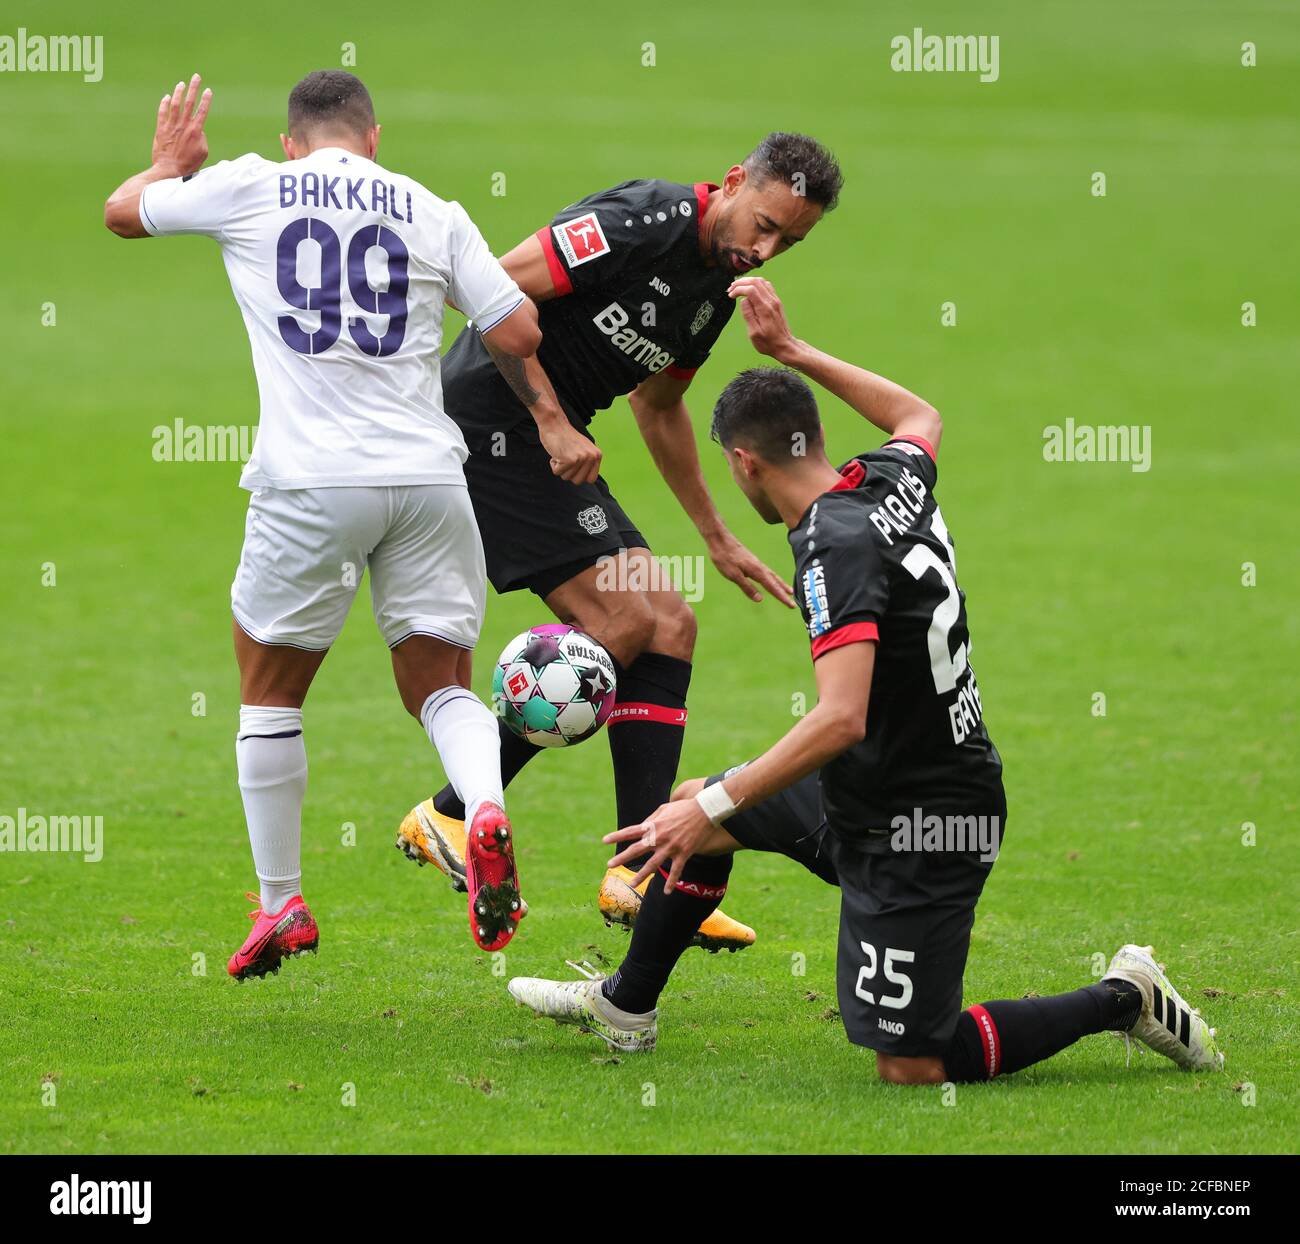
left=287, top=70, right=375, bottom=139
left=744, top=132, right=844, bottom=212
left=711, top=367, right=824, bottom=462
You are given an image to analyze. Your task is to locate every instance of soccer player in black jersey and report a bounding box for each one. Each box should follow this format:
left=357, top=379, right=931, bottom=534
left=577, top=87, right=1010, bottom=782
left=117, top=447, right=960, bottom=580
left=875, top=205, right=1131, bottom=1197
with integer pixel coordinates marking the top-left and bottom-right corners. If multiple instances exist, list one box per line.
left=397, top=135, right=843, bottom=952
left=508, top=279, right=1224, bottom=1083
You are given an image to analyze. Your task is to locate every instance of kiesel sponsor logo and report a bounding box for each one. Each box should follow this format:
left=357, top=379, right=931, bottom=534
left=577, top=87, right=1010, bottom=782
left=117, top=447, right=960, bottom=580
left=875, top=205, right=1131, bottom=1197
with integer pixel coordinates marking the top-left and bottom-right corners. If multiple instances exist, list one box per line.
left=802, top=563, right=831, bottom=637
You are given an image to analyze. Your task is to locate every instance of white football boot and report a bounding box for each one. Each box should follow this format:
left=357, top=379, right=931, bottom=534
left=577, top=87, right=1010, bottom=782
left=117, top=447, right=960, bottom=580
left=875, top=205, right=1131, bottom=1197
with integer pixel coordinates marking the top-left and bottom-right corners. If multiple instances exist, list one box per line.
left=1105, top=944, right=1224, bottom=1071
left=508, top=961, right=657, bottom=1053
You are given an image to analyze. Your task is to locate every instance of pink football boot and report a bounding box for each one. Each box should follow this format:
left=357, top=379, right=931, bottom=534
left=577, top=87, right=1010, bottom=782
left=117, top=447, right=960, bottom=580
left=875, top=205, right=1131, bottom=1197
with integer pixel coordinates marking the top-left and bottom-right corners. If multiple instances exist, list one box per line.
left=465, top=803, right=523, bottom=952
left=227, top=892, right=319, bottom=980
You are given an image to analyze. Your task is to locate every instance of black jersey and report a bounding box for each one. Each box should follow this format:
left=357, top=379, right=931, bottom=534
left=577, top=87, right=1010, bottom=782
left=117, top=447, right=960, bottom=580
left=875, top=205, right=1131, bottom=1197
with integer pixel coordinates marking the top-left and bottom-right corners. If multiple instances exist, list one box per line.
left=445, top=179, right=735, bottom=438
left=790, top=437, right=1004, bottom=845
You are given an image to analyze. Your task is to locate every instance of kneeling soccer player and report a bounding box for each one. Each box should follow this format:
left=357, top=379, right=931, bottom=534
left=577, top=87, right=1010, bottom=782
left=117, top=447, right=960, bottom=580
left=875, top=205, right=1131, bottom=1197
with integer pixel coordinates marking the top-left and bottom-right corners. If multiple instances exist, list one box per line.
left=507, top=278, right=1224, bottom=1082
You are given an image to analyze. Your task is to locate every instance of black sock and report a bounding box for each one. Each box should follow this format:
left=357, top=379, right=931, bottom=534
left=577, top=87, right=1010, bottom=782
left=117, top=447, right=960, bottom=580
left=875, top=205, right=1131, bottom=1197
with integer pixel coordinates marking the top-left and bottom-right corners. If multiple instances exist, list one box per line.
left=432, top=719, right=539, bottom=821
left=606, top=653, right=692, bottom=865
left=602, top=853, right=733, bottom=1014
left=942, top=979, right=1142, bottom=1081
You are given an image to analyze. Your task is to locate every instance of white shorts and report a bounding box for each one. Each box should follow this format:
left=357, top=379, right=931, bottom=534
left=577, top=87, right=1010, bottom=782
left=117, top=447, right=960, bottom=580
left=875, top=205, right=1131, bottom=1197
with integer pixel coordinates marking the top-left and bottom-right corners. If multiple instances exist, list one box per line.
left=231, top=485, right=486, bottom=652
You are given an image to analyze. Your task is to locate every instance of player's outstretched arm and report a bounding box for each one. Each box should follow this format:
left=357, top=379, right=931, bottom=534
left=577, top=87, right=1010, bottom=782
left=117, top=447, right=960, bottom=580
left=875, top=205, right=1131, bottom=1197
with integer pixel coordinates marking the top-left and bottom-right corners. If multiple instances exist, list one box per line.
left=605, top=641, right=874, bottom=891
left=729, top=276, right=942, bottom=453
left=105, top=74, right=212, bottom=238
left=629, top=371, right=795, bottom=607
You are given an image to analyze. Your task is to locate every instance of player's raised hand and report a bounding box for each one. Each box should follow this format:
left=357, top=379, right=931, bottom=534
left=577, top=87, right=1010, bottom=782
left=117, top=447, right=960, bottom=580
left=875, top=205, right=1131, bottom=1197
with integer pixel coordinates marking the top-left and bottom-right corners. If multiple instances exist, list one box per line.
left=729, top=276, right=799, bottom=363
left=603, top=797, right=712, bottom=894
left=152, top=73, right=212, bottom=179
left=540, top=417, right=603, bottom=485
left=707, top=528, right=796, bottom=607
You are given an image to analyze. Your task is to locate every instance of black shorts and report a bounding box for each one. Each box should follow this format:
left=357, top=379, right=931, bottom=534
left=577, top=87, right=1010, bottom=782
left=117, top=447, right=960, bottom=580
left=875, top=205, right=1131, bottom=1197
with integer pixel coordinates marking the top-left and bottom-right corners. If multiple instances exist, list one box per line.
left=462, top=420, right=648, bottom=597
left=717, top=770, right=999, bottom=1058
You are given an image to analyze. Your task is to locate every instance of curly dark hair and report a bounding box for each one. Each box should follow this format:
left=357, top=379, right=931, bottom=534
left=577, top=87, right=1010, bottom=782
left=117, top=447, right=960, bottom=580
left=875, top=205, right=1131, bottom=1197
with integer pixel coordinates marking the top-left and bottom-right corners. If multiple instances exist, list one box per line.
left=287, top=70, right=375, bottom=138
left=743, top=132, right=844, bottom=211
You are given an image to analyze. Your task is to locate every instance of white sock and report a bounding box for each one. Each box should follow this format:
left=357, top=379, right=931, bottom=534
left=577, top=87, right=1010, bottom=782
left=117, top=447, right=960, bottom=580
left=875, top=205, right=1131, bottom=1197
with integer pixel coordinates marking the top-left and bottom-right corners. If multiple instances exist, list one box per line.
left=420, top=687, right=504, bottom=827
left=236, top=705, right=307, bottom=916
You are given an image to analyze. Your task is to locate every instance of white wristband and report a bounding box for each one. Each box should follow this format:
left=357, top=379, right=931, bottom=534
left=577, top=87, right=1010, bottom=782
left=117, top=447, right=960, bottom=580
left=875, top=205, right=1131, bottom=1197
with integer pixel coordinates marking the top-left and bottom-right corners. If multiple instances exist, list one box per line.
left=695, top=780, right=738, bottom=825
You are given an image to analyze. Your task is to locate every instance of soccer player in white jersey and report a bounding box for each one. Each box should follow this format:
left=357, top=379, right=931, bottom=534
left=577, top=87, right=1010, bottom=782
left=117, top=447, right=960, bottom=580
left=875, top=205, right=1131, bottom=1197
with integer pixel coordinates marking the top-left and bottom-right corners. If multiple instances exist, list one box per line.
left=105, top=70, right=541, bottom=975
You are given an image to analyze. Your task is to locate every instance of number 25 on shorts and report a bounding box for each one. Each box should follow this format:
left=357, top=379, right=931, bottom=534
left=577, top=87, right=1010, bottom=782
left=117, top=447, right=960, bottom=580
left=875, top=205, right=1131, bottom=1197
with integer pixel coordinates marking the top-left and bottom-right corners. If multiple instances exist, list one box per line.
left=855, top=942, right=915, bottom=1009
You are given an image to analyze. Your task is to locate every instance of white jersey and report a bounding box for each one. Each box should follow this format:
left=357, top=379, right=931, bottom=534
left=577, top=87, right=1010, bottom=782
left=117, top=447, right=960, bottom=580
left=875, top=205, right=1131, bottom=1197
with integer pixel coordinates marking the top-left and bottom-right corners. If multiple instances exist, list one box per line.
left=140, top=147, right=524, bottom=490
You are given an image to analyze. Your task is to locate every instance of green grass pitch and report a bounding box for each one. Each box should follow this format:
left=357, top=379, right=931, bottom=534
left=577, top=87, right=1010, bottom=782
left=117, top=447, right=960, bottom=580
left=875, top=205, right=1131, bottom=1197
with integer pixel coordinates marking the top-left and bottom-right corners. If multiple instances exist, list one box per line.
left=1, top=0, right=1296, bottom=1154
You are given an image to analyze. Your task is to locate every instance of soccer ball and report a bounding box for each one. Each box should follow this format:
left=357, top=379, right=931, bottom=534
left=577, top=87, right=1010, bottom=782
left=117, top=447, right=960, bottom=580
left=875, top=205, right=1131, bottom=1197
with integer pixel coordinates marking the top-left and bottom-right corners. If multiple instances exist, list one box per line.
left=491, top=624, right=617, bottom=748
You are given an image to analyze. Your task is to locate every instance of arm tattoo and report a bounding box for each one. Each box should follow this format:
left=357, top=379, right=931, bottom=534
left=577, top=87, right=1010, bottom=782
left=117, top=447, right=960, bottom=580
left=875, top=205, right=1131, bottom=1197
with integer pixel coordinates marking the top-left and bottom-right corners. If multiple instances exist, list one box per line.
left=483, top=336, right=541, bottom=408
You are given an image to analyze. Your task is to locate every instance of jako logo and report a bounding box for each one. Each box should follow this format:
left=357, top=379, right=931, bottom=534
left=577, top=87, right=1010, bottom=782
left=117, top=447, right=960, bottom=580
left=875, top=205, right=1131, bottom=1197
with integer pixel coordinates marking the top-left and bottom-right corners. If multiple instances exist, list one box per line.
left=50, top=1175, right=151, bottom=1224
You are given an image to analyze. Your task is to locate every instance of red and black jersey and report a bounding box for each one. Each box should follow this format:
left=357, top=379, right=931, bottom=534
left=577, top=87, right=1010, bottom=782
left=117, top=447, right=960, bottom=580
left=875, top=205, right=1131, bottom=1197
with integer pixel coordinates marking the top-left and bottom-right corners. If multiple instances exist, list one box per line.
left=790, top=436, right=1004, bottom=844
left=445, top=179, right=735, bottom=438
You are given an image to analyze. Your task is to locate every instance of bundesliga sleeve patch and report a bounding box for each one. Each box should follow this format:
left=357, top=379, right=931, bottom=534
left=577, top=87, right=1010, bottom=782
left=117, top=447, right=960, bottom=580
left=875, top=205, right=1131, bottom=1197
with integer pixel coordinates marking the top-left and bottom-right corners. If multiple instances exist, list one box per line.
left=552, top=212, right=610, bottom=269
